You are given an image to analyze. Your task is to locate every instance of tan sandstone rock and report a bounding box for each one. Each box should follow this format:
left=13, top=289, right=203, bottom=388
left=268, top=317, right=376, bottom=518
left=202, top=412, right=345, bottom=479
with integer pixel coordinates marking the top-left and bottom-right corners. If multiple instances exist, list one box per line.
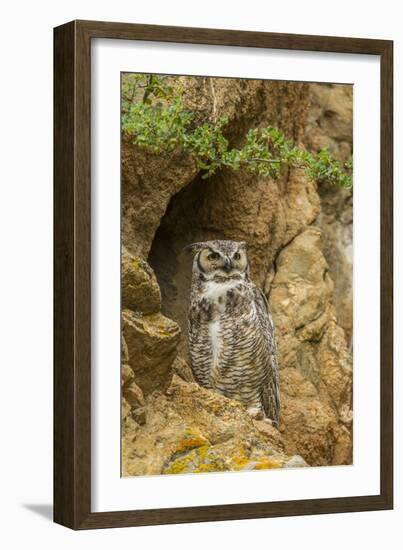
left=122, top=308, right=181, bottom=395
left=121, top=364, right=135, bottom=387
left=122, top=375, right=307, bottom=476
left=121, top=247, right=161, bottom=314
left=305, top=83, right=353, bottom=343
left=122, top=137, right=199, bottom=259
left=123, top=380, right=145, bottom=409
left=269, top=227, right=352, bottom=466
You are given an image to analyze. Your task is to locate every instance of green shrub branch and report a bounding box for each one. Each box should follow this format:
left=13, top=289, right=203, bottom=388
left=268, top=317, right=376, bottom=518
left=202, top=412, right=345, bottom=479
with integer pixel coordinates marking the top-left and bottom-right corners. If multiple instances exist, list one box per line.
left=122, top=74, right=352, bottom=188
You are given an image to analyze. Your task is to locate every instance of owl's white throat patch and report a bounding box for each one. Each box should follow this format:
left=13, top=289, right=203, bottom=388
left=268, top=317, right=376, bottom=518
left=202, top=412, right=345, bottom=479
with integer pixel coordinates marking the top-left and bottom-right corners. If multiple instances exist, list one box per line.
left=203, top=279, right=239, bottom=311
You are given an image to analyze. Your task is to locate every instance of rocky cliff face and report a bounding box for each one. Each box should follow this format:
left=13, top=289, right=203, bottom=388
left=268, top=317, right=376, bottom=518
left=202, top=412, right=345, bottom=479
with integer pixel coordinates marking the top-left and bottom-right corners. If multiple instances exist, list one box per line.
left=305, top=84, right=353, bottom=344
left=121, top=77, right=353, bottom=475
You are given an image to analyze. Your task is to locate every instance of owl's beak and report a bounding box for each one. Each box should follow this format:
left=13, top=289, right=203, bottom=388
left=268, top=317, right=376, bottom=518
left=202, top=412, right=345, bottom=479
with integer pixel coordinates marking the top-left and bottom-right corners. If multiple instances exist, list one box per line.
left=223, top=258, right=232, bottom=273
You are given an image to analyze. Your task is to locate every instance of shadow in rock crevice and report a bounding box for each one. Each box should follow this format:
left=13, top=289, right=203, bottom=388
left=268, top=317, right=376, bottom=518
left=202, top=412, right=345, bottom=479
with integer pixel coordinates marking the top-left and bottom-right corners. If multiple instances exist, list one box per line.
left=148, top=175, right=211, bottom=357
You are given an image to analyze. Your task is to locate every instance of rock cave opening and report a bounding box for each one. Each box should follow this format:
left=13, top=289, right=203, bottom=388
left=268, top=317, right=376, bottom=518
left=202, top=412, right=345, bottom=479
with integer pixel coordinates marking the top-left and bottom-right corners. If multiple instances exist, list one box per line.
left=147, top=173, right=211, bottom=355
left=147, top=157, right=285, bottom=358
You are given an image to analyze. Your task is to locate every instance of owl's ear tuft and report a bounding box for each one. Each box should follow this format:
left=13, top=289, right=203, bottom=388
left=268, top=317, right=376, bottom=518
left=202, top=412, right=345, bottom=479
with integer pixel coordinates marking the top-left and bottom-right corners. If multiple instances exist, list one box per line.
left=183, top=242, right=208, bottom=254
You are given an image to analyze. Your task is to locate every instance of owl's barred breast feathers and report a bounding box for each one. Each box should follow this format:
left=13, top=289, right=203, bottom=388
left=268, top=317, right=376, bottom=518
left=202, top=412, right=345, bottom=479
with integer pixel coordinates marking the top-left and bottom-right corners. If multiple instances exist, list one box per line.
left=186, top=240, right=280, bottom=426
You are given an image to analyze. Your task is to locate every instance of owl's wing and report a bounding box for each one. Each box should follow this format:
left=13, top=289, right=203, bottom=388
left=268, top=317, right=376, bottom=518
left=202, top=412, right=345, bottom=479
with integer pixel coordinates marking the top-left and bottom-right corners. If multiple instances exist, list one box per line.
left=187, top=299, right=212, bottom=388
left=253, top=285, right=281, bottom=427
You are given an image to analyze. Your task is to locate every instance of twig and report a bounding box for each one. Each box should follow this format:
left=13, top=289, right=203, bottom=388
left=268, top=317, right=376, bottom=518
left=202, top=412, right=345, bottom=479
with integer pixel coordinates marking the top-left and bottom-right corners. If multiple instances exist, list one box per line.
left=142, top=75, right=153, bottom=103
left=244, top=157, right=282, bottom=164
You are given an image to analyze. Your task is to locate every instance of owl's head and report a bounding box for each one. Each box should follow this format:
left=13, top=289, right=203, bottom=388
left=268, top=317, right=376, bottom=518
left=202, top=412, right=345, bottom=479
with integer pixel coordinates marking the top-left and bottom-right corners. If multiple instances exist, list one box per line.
left=185, top=240, right=249, bottom=281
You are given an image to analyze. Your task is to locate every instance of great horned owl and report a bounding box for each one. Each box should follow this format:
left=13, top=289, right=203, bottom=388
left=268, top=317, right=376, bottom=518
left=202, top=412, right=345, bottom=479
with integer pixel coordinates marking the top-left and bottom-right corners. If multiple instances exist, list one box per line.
left=185, top=240, right=280, bottom=426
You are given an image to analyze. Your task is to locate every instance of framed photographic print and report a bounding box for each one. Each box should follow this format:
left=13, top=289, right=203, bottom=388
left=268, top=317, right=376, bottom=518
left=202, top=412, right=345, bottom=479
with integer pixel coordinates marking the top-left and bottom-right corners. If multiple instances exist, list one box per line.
left=54, top=20, right=393, bottom=529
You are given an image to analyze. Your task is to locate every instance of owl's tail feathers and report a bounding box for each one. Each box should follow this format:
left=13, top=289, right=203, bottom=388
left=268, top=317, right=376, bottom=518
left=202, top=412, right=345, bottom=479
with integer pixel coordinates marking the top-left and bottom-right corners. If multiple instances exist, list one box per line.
left=262, top=378, right=281, bottom=429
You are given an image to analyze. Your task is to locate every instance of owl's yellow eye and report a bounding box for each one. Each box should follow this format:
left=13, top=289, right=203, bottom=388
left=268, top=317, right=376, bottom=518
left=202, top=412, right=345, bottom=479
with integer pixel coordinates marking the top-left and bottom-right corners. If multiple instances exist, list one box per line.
left=208, top=252, right=219, bottom=261
left=233, top=252, right=241, bottom=260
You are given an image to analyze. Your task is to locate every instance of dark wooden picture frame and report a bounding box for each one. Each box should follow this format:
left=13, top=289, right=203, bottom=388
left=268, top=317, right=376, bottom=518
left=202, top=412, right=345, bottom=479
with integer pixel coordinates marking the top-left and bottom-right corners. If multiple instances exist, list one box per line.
left=54, top=20, right=393, bottom=530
